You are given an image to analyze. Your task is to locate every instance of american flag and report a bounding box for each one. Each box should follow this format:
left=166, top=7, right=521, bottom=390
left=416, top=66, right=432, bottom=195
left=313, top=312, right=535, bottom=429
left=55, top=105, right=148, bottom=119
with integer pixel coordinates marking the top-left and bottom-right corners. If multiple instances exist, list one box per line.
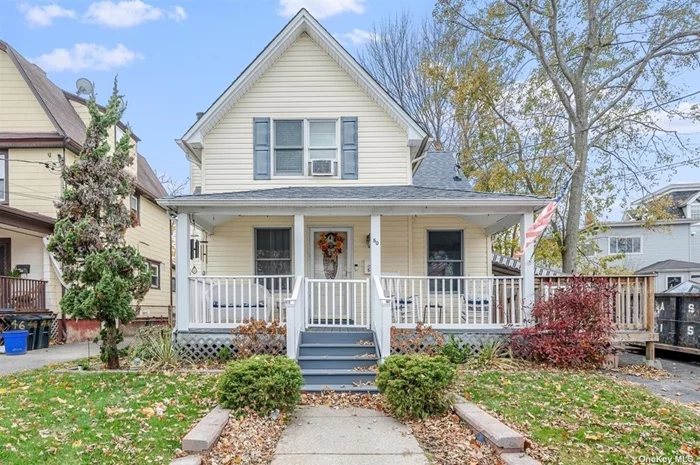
left=514, top=179, right=572, bottom=259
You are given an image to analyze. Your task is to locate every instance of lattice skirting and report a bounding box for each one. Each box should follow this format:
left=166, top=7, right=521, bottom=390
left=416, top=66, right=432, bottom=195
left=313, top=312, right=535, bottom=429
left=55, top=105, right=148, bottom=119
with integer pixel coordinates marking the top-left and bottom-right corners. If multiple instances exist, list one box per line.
left=390, top=329, right=511, bottom=357
left=174, top=331, right=286, bottom=361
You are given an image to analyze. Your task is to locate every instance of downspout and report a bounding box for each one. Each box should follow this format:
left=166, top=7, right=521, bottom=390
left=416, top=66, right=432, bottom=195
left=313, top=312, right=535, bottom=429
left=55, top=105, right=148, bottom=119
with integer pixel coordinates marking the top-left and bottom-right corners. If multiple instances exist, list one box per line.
left=169, top=214, right=174, bottom=326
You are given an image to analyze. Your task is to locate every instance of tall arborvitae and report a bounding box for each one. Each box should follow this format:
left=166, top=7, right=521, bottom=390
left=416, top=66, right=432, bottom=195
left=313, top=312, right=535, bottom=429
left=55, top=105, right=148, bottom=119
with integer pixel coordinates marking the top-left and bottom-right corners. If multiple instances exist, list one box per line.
left=48, top=80, right=151, bottom=369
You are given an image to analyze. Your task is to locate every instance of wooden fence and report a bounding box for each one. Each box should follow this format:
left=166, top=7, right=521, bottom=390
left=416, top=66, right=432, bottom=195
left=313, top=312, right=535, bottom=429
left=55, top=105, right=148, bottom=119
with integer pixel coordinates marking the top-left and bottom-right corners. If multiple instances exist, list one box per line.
left=535, top=275, right=655, bottom=332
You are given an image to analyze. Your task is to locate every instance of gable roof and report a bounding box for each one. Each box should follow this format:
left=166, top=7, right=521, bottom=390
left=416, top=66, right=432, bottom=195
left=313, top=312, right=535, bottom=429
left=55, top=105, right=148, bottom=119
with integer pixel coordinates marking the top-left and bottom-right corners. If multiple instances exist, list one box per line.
left=632, top=183, right=700, bottom=206
left=413, top=152, right=472, bottom=190
left=635, top=259, right=700, bottom=274
left=0, top=40, right=86, bottom=147
left=178, top=8, right=429, bottom=164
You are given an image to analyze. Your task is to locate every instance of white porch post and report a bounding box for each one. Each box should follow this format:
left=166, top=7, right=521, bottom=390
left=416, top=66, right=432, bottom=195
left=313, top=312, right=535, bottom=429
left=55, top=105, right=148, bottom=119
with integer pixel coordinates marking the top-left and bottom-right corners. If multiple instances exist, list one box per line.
left=287, top=214, right=305, bottom=358
left=520, top=210, right=535, bottom=324
left=370, top=214, right=389, bottom=355
left=175, top=212, right=190, bottom=332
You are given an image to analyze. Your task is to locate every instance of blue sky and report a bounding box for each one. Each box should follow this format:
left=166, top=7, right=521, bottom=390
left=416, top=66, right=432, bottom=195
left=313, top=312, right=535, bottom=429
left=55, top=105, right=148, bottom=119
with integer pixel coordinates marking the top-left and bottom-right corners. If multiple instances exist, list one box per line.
left=0, top=0, right=435, bottom=185
left=1, top=0, right=699, bottom=219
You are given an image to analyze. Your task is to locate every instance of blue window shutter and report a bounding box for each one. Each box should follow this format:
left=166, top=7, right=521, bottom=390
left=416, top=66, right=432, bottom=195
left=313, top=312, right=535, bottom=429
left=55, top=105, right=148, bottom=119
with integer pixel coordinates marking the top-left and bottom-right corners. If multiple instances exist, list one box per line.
left=341, top=117, right=358, bottom=180
left=253, top=118, right=271, bottom=180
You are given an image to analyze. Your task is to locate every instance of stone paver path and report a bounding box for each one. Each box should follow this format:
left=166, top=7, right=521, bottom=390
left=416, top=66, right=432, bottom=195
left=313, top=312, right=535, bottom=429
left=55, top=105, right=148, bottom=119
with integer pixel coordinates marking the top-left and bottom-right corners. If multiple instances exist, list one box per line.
left=271, top=406, right=429, bottom=465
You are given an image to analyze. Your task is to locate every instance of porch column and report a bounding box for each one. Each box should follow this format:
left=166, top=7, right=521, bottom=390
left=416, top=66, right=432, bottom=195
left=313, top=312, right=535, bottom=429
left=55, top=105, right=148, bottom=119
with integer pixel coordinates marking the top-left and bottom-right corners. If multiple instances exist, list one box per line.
left=520, top=210, right=535, bottom=324
left=370, top=214, right=381, bottom=281
left=287, top=214, right=305, bottom=358
left=175, top=212, right=190, bottom=332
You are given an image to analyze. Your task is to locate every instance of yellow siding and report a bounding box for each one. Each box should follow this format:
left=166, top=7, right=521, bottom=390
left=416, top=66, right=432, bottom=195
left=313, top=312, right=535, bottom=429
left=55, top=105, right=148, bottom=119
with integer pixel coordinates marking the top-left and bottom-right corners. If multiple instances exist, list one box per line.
left=205, top=215, right=489, bottom=277
left=7, top=148, right=63, bottom=217
left=125, top=197, right=172, bottom=317
left=0, top=51, right=55, bottom=132
left=202, top=33, right=411, bottom=192
left=190, top=163, right=202, bottom=193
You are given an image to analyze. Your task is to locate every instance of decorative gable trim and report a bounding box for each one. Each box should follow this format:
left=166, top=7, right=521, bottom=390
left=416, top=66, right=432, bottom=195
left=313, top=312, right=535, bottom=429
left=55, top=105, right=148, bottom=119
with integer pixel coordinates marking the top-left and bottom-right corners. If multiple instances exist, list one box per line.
left=178, top=9, right=429, bottom=165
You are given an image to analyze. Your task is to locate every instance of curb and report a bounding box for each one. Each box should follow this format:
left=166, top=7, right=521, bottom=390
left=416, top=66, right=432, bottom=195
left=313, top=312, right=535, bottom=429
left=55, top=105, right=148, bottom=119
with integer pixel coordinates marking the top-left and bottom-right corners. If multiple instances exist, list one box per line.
left=182, top=405, right=230, bottom=452
left=451, top=394, right=541, bottom=465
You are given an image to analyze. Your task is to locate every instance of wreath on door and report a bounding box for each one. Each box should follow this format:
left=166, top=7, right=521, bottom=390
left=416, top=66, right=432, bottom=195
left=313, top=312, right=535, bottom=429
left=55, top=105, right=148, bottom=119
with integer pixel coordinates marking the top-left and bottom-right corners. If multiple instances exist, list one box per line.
left=316, top=232, right=344, bottom=279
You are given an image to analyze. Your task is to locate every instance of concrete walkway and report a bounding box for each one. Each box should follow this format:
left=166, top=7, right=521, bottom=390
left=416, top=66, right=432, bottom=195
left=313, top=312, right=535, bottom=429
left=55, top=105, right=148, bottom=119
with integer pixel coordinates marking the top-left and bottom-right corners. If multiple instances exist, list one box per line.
left=0, top=341, right=101, bottom=376
left=271, top=406, right=428, bottom=465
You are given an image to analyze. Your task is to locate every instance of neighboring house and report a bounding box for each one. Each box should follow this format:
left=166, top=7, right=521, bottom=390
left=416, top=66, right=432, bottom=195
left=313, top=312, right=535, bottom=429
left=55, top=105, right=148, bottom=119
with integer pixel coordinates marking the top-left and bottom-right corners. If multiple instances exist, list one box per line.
left=635, top=259, right=700, bottom=293
left=159, top=10, right=655, bottom=384
left=591, top=183, right=700, bottom=278
left=0, top=40, right=172, bottom=341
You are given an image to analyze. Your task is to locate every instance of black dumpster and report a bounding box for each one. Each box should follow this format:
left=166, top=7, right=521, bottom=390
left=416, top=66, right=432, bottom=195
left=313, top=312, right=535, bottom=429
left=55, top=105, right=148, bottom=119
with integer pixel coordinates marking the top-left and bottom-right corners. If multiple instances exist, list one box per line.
left=3, top=314, right=39, bottom=351
left=33, top=315, right=52, bottom=350
left=655, top=291, right=700, bottom=351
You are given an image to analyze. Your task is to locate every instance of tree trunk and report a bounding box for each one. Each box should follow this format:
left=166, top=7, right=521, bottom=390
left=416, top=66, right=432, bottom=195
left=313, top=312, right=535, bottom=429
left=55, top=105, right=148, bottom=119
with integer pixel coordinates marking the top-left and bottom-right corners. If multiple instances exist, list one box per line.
left=562, top=128, right=588, bottom=273
left=103, top=322, right=121, bottom=370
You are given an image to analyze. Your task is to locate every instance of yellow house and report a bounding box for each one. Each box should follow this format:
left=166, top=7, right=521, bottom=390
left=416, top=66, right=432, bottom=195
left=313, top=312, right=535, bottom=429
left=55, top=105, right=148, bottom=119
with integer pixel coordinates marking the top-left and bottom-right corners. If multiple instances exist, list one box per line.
left=160, top=9, right=548, bottom=381
left=0, top=39, right=172, bottom=342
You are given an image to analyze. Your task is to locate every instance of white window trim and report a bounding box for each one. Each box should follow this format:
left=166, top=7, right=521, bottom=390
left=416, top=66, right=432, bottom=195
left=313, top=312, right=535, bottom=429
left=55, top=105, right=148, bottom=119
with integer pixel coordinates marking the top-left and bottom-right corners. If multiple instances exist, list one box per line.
left=608, top=236, right=643, bottom=255
left=147, top=260, right=160, bottom=289
left=271, top=118, right=340, bottom=179
left=666, top=275, right=683, bottom=289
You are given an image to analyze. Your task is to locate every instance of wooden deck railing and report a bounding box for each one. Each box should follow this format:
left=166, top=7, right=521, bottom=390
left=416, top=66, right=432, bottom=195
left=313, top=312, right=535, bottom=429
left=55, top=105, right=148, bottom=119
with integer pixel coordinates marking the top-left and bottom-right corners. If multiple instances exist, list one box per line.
left=0, top=276, right=48, bottom=311
left=535, top=275, right=655, bottom=332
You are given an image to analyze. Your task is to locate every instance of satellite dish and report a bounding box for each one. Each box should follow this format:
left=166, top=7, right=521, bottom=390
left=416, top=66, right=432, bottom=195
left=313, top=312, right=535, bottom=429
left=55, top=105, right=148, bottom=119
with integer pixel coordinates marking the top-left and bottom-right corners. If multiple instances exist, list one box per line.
left=75, top=78, right=94, bottom=96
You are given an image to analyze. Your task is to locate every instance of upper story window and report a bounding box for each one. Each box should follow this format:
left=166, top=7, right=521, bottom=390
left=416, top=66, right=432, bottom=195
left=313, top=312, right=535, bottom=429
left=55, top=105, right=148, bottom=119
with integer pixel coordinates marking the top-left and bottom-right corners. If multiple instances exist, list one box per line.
left=130, top=193, right=140, bottom=221
left=689, top=203, right=700, bottom=219
left=0, top=150, right=6, bottom=203
left=273, top=119, right=338, bottom=177
left=609, top=236, right=641, bottom=254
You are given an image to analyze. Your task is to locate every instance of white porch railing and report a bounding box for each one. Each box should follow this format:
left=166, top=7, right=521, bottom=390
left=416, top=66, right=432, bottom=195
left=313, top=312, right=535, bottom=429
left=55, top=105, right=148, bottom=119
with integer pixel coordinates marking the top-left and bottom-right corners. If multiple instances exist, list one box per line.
left=283, top=276, right=304, bottom=358
left=305, top=278, right=370, bottom=328
left=188, top=275, right=294, bottom=329
left=380, top=276, right=524, bottom=329
left=372, top=275, right=392, bottom=359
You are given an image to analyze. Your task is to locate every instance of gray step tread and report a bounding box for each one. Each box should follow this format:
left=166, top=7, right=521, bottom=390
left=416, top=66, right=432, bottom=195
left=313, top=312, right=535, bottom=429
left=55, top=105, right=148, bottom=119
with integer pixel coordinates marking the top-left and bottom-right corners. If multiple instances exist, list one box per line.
left=298, top=355, right=379, bottom=361
left=301, top=369, right=377, bottom=374
left=299, top=343, right=376, bottom=348
left=302, top=384, right=379, bottom=393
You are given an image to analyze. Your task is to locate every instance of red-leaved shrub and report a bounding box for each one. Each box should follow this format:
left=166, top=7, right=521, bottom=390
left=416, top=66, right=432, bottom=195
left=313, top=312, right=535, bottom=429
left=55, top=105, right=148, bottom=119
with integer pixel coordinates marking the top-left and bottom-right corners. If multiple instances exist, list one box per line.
left=510, top=276, right=615, bottom=368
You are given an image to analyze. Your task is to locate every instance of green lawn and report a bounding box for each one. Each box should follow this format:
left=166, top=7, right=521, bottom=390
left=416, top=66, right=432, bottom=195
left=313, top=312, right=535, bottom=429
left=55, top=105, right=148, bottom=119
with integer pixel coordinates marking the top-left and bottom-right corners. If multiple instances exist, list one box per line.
left=458, top=369, right=700, bottom=465
left=0, top=365, right=217, bottom=465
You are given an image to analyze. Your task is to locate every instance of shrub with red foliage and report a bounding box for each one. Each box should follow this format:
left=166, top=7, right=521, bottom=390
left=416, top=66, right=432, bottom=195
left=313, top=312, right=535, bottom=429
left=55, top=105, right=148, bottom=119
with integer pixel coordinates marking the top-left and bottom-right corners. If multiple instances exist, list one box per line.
left=510, top=276, right=616, bottom=368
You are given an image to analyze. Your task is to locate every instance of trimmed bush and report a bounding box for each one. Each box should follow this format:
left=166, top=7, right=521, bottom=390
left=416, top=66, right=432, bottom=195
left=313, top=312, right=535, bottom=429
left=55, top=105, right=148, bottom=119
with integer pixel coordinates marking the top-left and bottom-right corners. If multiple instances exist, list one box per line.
left=376, top=354, right=456, bottom=419
left=217, top=355, right=303, bottom=416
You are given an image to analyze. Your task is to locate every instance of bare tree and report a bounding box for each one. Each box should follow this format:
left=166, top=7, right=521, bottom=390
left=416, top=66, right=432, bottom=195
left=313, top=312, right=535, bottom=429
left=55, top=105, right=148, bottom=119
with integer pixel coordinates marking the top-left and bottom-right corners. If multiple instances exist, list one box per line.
left=156, top=172, right=188, bottom=197
left=359, top=11, right=466, bottom=150
left=437, top=0, right=700, bottom=272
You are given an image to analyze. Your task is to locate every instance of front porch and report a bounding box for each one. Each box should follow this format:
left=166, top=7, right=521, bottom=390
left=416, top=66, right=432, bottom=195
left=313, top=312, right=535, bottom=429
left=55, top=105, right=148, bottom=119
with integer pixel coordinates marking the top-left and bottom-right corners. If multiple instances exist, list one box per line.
left=162, top=188, right=658, bottom=363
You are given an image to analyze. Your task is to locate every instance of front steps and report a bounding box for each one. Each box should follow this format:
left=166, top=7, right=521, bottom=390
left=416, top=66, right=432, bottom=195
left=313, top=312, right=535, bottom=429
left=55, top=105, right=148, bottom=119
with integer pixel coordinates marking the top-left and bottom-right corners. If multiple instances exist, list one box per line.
left=298, top=330, right=379, bottom=392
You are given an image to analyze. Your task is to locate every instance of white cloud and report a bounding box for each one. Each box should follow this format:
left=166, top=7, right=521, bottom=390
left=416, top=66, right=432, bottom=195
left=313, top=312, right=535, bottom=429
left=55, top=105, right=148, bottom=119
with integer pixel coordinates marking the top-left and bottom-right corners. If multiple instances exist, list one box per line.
left=278, top=0, right=364, bottom=19
left=84, top=0, right=187, bottom=28
left=651, top=102, right=700, bottom=134
left=19, top=3, right=77, bottom=27
left=32, top=43, right=143, bottom=72
left=336, top=28, right=377, bottom=46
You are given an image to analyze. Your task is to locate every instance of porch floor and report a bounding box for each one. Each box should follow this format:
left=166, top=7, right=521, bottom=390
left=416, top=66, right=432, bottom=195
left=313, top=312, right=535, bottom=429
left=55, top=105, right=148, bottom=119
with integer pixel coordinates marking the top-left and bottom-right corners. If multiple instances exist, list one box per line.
left=305, top=326, right=368, bottom=332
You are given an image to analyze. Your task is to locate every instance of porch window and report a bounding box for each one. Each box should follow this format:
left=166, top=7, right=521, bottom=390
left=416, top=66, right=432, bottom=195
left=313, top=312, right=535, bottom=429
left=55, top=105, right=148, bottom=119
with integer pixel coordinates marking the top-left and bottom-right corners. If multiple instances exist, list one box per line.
left=274, top=120, right=304, bottom=176
left=427, top=230, right=463, bottom=277
left=255, top=228, right=292, bottom=288
left=608, top=236, right=641, bottom=254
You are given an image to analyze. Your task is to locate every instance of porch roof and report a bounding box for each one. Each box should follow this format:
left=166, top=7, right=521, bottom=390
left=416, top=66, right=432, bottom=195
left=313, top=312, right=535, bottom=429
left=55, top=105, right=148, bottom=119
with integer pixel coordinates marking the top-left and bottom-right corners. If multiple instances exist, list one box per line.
left=159, top=185, right=550, bottom=207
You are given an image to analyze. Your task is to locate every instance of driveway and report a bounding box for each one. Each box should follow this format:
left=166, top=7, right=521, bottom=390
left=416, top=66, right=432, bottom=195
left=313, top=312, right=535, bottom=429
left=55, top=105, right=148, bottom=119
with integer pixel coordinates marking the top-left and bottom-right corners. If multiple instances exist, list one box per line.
left=611, top=350, right=700, bottom=404
left=0, top=341, right=101, bottom=376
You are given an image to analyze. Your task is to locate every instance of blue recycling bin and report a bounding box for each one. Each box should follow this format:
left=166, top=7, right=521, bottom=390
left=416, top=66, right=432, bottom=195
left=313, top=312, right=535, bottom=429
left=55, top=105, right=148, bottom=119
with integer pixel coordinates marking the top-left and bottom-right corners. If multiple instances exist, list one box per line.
left=3, top=330, right=29, bottom=355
